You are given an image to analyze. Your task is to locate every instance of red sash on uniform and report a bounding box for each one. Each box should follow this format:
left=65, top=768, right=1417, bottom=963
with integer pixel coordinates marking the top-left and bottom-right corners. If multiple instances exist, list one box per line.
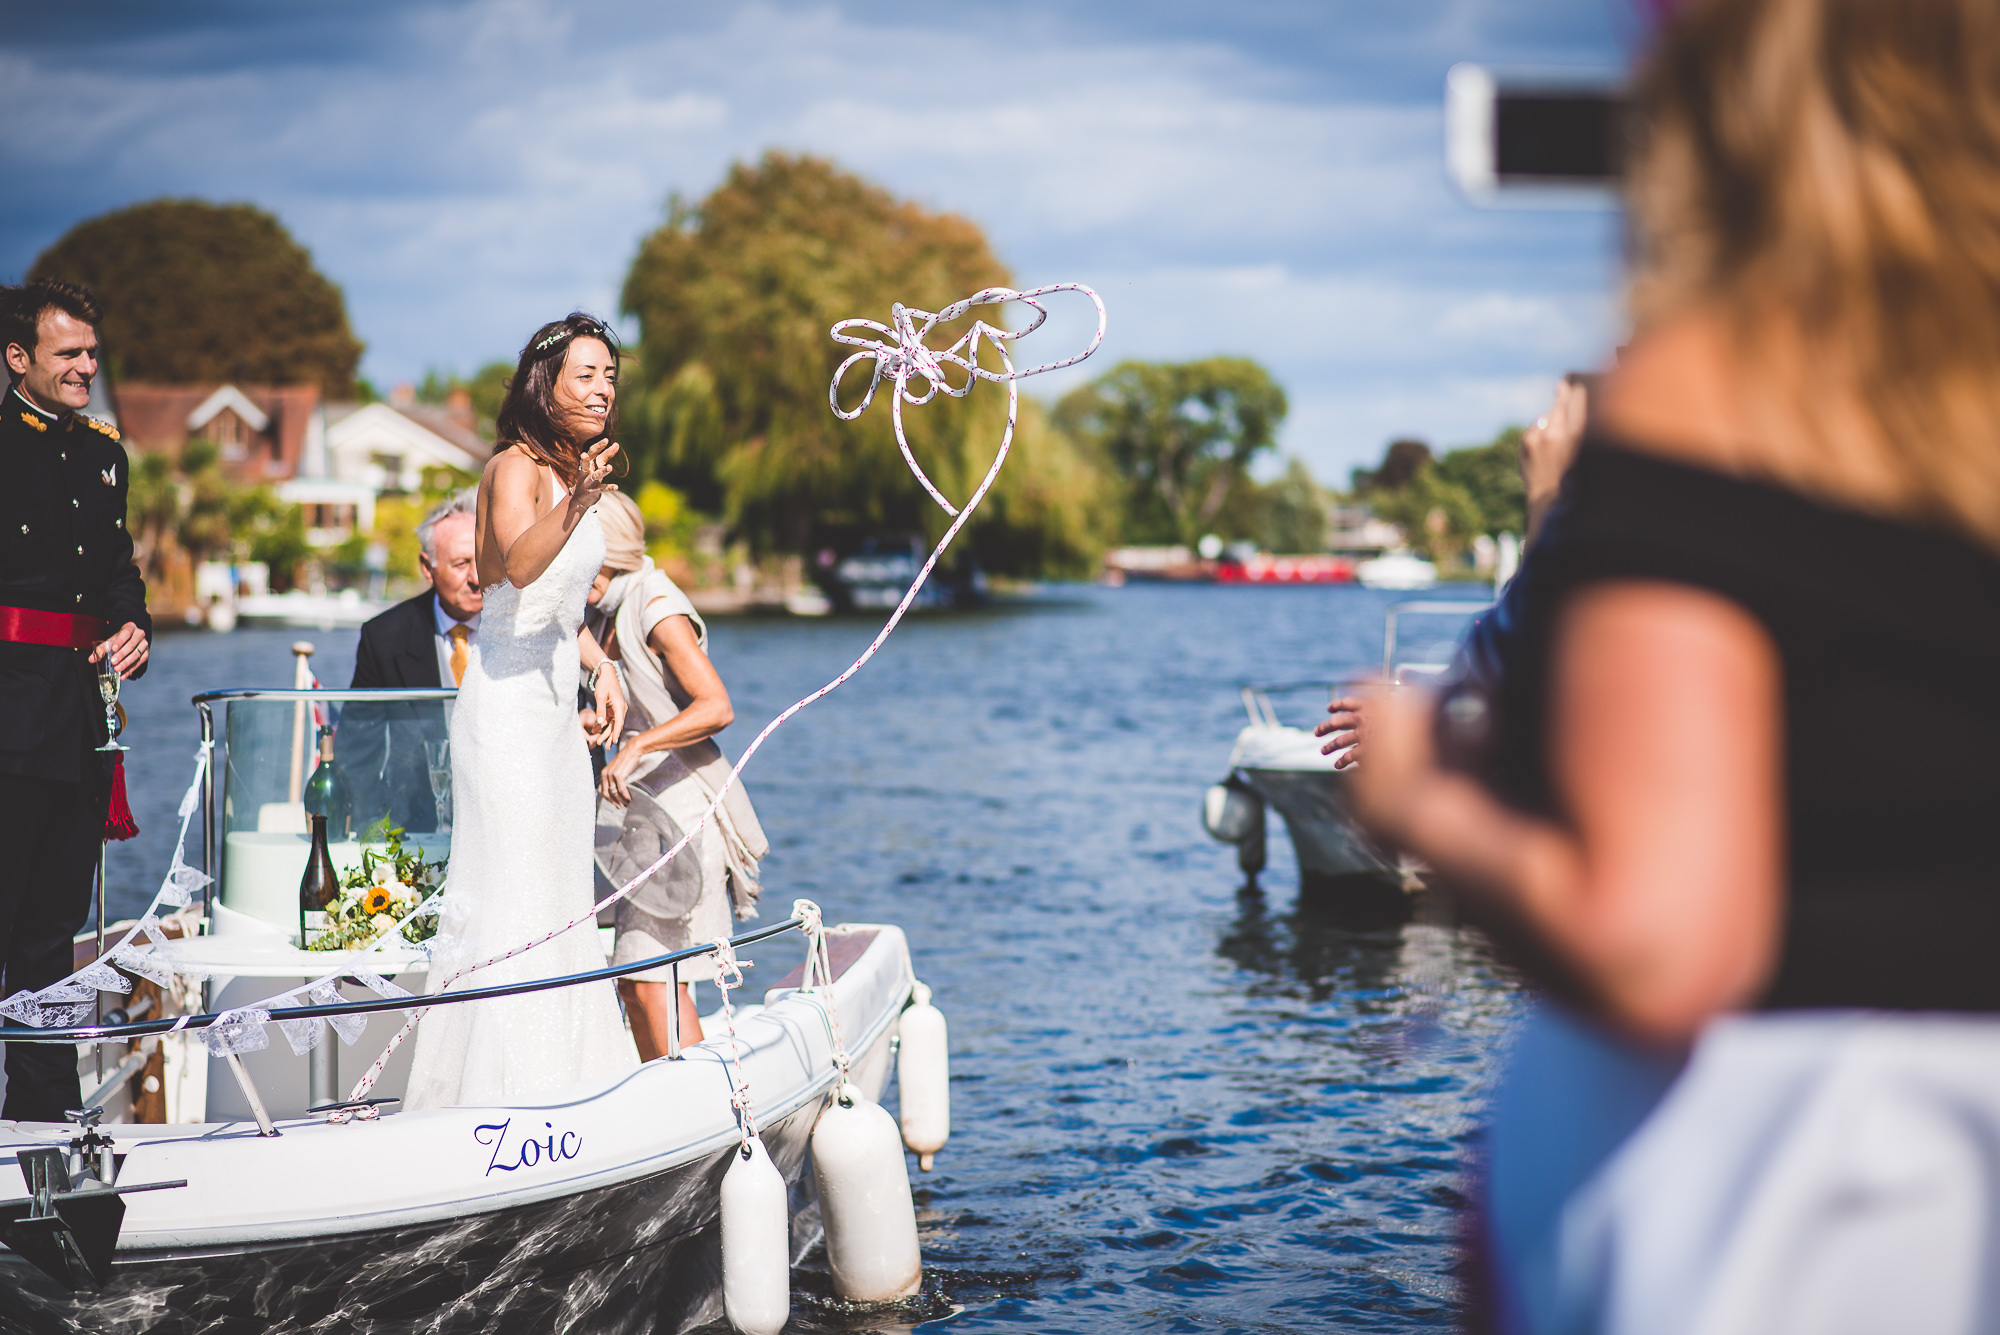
left=0, top=605, right=139, bottom=839
left=0, top=605, right=109, bottom=650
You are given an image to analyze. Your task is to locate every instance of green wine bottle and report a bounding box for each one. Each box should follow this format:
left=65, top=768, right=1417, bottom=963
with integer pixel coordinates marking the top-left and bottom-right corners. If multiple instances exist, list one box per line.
left=299, top=813, right=339, bottom=947
left=302, top=723, right=351, bottom=840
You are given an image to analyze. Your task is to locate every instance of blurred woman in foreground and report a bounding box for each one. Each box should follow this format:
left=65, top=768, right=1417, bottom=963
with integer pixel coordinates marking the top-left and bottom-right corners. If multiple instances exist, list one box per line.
left=1352, top=1, right=2000, bottom=1329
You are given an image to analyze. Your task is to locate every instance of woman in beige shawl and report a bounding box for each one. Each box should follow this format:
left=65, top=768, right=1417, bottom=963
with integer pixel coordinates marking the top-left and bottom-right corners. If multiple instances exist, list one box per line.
left=585, top=493, right=768, bottom=1058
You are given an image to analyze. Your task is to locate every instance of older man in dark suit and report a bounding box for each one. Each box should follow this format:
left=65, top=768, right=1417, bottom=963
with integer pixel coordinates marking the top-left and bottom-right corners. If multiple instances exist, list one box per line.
left=353, top=488, right=480, bottom=690
left=342, top=490, right=479, bottom=831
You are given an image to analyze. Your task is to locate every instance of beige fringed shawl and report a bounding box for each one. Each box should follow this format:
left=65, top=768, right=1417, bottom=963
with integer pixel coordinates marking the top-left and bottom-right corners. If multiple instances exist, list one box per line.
left=595, top=564, right=768, bottom=919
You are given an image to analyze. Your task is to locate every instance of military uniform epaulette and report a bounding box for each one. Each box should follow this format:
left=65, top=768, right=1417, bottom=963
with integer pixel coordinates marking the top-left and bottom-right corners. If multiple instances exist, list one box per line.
left=19, top=409, right=47, bottom=433
left=77, top=414, right=119, bottom=443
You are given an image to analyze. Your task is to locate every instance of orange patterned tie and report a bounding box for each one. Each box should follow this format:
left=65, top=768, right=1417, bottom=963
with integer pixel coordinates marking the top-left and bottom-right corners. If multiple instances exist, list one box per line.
left=448, top=623, right=470, bottom=687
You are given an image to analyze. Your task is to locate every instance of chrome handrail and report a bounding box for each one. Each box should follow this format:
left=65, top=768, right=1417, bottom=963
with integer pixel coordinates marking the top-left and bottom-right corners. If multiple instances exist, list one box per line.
left=192, top=687, right=459, bottom=705
left=1237, top=680, right=1368, bottom=729
left=1381, top=600, right=1492, bottom=680
left=4, top=916, right=811, bottom=1045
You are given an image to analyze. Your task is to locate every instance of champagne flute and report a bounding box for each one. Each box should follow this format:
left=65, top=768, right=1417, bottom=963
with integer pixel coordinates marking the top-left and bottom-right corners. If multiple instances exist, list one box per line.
left=424, top=738, right=451, bottom=834
left=96, top=653, right=127, bottom=753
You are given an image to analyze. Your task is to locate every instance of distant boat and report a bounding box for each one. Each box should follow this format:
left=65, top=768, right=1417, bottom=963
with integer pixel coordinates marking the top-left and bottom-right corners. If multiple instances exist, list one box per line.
left=1215, top=553, right=1356, bottom=585
left=828, top=536, right=985, bottom=612
left=234, top=589, right=390, bottom=628
left=1355, top=552, right=1438, bottom=590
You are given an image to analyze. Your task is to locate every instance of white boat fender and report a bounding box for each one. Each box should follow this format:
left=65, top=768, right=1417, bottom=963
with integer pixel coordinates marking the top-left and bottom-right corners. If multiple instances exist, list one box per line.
left=1203, top=777, right=1261, bottom=843
left=812, top=1082, right=922, bottom=1302
left=720, top=1134, right=791, bottom=1335
left=898, top=982, right=950, bottom=1171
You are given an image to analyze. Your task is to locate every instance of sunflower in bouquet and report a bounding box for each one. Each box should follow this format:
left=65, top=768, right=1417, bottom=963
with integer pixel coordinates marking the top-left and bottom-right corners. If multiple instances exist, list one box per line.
left=304, top=820, right=446, bottom=951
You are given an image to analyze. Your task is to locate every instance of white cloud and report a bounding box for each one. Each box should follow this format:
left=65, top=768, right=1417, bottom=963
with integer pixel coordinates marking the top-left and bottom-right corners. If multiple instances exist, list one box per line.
left=4, top=0, right=1626, bottom=483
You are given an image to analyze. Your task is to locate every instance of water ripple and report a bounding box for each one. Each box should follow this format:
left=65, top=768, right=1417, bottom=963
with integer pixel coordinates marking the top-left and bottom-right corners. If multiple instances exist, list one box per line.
left=119, top=585, right=1523, bottom=1332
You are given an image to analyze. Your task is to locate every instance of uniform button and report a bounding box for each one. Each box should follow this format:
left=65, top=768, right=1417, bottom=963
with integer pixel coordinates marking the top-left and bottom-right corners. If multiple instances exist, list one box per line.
left=75, top=594, right=82, bottom=604
left=17, top=524, right=24, bottom=534
left=72, top=499, right=79, bottom=508
left=76, top=545, right=84, bottom=555
left=115, top=519, right=123, bottom=528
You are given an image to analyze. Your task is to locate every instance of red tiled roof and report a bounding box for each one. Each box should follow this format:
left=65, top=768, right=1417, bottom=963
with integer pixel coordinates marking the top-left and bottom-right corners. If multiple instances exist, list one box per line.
left=112, top=382, right=322, bottom=481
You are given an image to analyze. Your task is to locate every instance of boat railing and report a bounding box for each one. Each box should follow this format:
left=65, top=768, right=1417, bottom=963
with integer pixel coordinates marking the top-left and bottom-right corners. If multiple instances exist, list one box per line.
left=1381, top=600, right=1491, bottom=682
left=1238, top=680, right=1366, bottom=728
left=3, top=914, right=812, bottom=1048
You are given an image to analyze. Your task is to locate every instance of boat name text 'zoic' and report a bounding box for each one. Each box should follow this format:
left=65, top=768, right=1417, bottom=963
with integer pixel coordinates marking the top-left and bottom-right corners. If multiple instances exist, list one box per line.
left=474, top=1118, right=582, bottom=1175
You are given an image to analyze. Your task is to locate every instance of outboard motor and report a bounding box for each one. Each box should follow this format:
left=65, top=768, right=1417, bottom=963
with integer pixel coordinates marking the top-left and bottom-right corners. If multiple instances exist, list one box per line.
left=1202, top=774, right=1266, bottom=879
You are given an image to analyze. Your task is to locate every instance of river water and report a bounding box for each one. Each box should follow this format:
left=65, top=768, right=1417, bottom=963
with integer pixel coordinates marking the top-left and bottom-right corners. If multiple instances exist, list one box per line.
left=108, top=583, right=1522, bottom=1334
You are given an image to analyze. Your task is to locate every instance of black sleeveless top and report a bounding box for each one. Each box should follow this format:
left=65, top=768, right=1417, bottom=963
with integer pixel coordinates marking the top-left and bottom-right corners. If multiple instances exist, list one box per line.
left=1485, top=441, right=2000, bottom=1012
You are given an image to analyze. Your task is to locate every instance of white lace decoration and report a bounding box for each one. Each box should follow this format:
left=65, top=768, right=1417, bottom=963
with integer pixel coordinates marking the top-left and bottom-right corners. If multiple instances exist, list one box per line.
left=0, top=743, right=215, bottom=1032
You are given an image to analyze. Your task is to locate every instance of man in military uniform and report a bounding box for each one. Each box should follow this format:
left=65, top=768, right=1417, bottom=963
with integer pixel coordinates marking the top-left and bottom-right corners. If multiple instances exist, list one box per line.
left=0, top=280, right=149, bottom=1121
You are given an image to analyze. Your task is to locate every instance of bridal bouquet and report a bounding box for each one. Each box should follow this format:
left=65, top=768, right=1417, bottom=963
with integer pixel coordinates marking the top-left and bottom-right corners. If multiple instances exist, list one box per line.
left=304, top=821, right=445, bottom=952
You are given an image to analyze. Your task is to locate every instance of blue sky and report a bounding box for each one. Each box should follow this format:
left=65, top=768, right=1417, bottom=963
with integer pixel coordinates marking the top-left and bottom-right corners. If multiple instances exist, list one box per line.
left=0, top=0, right=1637, bottom=482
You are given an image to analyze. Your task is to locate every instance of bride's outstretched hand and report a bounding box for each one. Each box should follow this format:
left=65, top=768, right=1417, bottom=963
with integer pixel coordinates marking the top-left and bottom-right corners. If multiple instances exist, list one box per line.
left=568, top=439, right=620, bottom=523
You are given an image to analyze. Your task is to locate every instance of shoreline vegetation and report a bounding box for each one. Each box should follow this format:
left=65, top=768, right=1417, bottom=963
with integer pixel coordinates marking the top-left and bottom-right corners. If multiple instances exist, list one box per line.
left=31, top=158, right=1529, bottom=619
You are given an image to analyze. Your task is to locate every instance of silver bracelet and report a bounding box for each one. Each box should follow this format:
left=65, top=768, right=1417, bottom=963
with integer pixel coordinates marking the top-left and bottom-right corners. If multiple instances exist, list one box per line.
left=585, top=663, right=604, bottom=694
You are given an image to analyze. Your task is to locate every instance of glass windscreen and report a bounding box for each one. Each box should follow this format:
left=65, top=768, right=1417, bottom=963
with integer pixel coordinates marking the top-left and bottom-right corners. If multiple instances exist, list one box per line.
left=220, top=694, right=453, bottom=935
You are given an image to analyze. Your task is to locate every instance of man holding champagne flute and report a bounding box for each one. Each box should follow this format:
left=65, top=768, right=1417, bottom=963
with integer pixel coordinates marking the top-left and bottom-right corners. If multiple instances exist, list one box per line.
left=0, top=280, right=150, bottom=1121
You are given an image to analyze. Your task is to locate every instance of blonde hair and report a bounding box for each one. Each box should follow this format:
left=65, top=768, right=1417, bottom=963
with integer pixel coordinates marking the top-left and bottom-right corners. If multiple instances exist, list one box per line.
left=1629, top=0, right=2000, bottom=549
left=597, top=491, right=646, bottom=573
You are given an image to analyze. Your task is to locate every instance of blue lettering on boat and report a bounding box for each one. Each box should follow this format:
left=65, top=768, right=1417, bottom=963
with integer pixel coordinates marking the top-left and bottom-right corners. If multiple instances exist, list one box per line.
left=474, top=1119, right=582, bottom=1176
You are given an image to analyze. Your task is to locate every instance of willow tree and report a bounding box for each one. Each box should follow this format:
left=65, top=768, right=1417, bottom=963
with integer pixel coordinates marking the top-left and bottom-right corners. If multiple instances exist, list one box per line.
left=31, top=200, right=364, bottom=396
left=620, top=152, right=1110, bottom=576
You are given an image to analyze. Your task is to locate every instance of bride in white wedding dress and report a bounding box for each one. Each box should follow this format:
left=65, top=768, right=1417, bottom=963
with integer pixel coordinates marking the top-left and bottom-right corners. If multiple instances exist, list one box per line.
left=405, top=313, right=641, bottom=1110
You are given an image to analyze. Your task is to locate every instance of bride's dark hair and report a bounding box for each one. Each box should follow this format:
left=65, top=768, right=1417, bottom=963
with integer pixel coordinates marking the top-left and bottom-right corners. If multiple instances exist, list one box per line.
left=495, top=312, right=622, bottom=485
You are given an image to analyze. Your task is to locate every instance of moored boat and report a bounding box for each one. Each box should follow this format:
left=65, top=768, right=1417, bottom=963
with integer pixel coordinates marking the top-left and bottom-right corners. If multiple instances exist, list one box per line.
left=0, top=686, right=939, bottom=1334
left=1201, top=600, right=1490, bottom=915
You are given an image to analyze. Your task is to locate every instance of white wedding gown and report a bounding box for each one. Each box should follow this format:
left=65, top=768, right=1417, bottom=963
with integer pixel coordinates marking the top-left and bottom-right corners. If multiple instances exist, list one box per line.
left=404, top=489, right=639, bottom=1109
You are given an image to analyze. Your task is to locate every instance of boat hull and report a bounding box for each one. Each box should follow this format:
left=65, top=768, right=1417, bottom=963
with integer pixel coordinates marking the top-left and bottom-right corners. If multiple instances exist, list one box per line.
left=0, top=1098, right=821, bottom=1335
left=1226, top=724, right=1412, bottom=914
left=1237, top=767, right=1397, bottom=880
left=0, top=925, right=914, bottom=1335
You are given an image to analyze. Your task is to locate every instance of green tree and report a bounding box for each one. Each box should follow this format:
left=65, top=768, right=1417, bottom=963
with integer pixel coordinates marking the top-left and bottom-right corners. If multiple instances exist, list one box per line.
left=466, top=361, right=513, bottom=436
left=1434, top=427, right=1526, bottom=537
left=30, top=199, right=363, bottom=395
left=620, top=152, right=1109, bottom=576
left=1365, top=466, right=1484, bottom=565
left=1054, top=358, right=1287, bottom=546
left=1351, top=423, right=1529, bottom=567
left=1255, top=458, right=1329, bottom=554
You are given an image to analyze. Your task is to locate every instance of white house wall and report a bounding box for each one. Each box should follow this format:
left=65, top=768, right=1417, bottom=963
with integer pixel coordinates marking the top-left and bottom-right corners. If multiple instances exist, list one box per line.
left=325, top=403, right=482, bottom=493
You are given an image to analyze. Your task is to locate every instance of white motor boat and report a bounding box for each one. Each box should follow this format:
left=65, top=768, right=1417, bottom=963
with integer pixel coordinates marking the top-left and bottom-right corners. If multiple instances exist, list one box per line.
left=233, top=589, right=390, bottom=629
left=1202, top=601, right=1490, bottom=913
left=1354, top=551, right=1438, bottom=591
left=0, top=686, right=938, bottom=1334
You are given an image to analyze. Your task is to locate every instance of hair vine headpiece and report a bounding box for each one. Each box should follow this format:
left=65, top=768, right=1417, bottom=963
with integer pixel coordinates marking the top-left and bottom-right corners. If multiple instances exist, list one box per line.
left=534, top=327, right=576, bottom=354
